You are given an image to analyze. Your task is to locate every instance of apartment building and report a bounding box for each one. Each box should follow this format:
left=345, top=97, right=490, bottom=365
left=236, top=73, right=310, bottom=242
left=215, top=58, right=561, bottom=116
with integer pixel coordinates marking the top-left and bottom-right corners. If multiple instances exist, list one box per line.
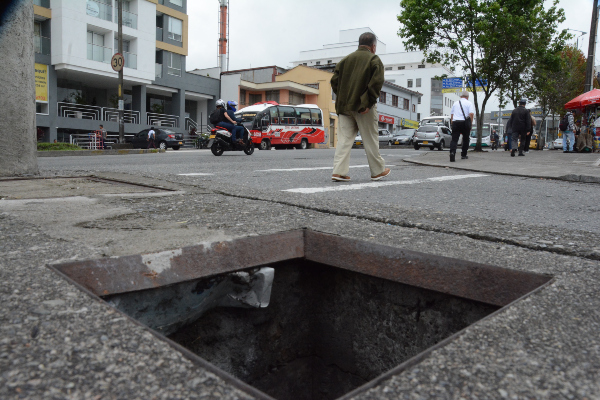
left=292, top=28, right=460, bottom=122
left=34, top=0, right=219, bottom=144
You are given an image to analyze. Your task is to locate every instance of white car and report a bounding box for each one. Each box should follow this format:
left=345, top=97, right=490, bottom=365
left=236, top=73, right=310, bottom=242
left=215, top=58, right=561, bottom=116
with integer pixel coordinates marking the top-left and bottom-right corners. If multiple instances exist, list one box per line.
left=551, top=138, right=563, bottom=150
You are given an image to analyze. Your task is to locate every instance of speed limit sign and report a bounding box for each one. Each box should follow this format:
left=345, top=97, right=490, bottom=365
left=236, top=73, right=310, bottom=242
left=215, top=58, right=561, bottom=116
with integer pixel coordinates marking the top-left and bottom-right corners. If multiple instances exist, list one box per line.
left=111, top=53, right=124, bottom=72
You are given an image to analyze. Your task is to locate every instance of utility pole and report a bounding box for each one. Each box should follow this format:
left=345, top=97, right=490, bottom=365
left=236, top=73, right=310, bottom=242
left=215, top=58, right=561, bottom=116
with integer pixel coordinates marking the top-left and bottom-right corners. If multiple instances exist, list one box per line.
left=584, top=0, right=599, bottom=92
left=118, top=0, right=124, bottom=143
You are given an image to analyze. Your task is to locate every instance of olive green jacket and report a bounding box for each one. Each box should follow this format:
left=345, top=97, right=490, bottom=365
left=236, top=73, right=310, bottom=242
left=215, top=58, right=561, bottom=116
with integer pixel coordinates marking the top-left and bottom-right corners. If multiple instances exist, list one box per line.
left=330, top=47, right=385, bottom=115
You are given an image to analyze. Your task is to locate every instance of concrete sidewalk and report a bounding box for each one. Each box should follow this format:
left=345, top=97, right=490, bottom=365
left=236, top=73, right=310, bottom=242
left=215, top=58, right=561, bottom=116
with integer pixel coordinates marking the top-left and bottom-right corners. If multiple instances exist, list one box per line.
left=404, top=149, right=600, bottom=183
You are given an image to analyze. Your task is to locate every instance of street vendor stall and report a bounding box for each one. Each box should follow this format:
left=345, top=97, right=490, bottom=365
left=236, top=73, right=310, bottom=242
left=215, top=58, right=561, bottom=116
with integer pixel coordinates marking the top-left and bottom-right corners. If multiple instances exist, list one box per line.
left=564, top=89, right=600, bottom=152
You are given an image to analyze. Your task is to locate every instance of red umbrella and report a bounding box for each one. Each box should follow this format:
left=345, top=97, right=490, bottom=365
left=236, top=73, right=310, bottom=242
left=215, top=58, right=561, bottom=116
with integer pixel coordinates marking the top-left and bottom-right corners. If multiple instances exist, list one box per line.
left=565, top=89, right=600, bottom=109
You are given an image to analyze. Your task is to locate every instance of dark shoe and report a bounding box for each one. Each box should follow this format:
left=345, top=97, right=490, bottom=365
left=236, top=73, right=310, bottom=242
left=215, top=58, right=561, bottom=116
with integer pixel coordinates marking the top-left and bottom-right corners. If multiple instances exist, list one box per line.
left=450, top=153, right=455, bottom=162
left=563, top=150, right=569, bottom=153
left=461, top=155, right=468, bottom=159
left=511, top=149, right=516, bottom=157
left=518, top=152, right=525, bottom=156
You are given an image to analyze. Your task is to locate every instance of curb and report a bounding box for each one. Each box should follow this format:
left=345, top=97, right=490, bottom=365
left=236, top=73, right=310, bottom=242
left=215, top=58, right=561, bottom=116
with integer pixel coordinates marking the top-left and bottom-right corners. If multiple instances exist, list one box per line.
left=37, top=149, right=166, bottom=157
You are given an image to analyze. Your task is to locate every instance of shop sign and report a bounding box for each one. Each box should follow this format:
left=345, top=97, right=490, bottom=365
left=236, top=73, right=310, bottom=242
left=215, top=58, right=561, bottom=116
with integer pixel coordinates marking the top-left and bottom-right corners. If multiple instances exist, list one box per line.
left=379, top=114, right=394, bottom=124
left=86, top=0, right=100, bottom=17
left=402, top=119, right=419, bottom=129
left=35, top=63, right=48, bottom=103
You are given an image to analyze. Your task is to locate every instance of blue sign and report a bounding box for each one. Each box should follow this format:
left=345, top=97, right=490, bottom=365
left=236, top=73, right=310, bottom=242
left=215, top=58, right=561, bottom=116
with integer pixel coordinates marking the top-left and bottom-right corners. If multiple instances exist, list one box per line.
left=466, top=79, right=488, bottom=87
left=442, top=78, right=463, bottom=89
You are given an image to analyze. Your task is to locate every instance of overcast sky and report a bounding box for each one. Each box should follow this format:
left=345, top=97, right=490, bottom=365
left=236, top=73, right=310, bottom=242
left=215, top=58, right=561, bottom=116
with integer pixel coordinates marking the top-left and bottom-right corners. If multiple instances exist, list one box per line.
left=187, top=0, right=598, bottom=110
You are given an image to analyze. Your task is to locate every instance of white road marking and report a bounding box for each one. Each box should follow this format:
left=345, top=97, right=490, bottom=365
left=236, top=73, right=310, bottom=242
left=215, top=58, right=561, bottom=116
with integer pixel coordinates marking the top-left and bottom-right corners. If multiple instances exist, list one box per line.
left=283, top=174, right=489, bottom=194
left=178, top=173, right=214, bottom=176
left=595, top=158, right=600, bottom=167
left=256, top=165, right=395, bottom=172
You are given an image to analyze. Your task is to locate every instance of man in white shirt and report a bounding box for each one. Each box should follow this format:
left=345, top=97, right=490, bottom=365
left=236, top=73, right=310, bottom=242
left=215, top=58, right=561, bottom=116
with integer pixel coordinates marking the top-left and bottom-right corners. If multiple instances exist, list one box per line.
left=147, top=127, right=156, bottom=149
left=449, top=91, right=475, bottom=162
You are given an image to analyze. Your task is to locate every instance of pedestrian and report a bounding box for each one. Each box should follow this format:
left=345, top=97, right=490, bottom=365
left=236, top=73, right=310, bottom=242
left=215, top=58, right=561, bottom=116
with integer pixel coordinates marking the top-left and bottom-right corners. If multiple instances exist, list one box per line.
left=98, top=124, right=107, bottom=150
left=449, top=91, right=475, bottom=162
left=147, top=126, right=156, bottom=149
left=507, top=99, right=532, bottom=157
left=560, top=111, right=576, bottom=153
left=524, top=115, right=536, bottom=153
left=330, top=32, right=390, bottom=182
left=491, top=129, right=499, bottom=150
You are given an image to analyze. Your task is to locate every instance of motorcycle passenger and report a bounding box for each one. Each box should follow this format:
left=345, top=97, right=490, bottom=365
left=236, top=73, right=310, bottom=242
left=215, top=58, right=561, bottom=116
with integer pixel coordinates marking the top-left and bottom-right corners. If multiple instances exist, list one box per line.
left=226, top=101, right=245, bottom=145
left=214, top=99, right=243, bottom=145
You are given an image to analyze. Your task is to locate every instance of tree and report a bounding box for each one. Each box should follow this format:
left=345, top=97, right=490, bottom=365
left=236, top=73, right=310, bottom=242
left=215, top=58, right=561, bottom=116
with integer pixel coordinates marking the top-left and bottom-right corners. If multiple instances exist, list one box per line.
left=398, top=0, right=568, bottom=151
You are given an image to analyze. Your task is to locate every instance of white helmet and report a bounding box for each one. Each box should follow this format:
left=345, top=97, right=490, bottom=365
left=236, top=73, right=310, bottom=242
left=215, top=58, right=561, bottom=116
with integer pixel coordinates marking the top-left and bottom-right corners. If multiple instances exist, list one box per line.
left=216, top=99, right=225, bottom=107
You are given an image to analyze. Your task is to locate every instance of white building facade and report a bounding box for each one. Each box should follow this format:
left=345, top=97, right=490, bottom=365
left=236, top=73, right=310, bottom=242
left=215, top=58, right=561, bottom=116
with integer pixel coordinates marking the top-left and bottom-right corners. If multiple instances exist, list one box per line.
left=292, top=28, right=460, bottom=123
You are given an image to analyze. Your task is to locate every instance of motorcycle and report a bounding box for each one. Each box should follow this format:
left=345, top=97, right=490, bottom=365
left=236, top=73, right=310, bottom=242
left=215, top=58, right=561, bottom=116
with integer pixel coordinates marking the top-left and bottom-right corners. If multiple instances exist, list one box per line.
left=207, top=123, right=255, bottom=156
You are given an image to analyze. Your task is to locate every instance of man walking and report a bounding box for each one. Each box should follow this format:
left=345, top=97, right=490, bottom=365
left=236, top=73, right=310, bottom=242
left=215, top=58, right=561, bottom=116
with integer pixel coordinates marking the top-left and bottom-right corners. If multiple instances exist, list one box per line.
left=330, top=32, right=390, bottom=182
left=449, top=91, right=475, bottom=162
left=507, top=99, right=532, bottom=157
left=98, top=124, right=107, bottom=150
left=562, top=111, right=575, bottom=153
left=147, top=126, right=156, bottom=149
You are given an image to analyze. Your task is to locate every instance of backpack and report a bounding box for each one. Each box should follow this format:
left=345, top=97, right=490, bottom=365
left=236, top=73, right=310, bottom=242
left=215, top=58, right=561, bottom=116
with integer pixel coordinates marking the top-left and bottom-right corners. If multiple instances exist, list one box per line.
left=209, top=108, right=222, bottom=125
left=559, top=115, right=569, bottom=131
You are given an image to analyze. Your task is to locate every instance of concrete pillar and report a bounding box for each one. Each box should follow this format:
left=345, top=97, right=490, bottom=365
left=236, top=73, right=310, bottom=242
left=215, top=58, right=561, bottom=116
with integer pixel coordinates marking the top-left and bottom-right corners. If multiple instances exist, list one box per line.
left=172, top=89, right=186, bottom=130
left=132, top=85, right=147, bottom=125
left=0, top=0, right=38, bottom=176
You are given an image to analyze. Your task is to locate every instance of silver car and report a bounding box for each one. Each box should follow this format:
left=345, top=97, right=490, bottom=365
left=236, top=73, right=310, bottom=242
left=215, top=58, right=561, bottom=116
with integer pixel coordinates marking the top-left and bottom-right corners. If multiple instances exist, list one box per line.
left=392, top=129, right=415, bottom=146
left=413, top=125, right=452, bottom=151
left=378, top=129, right=395, bottom=145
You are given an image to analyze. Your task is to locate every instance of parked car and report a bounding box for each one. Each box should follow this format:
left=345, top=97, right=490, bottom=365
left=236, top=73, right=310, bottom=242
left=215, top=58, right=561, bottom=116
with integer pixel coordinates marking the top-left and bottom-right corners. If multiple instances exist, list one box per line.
left=413, top=125, right=452, bottom=150
left=129, top=128, right=184, bottom=150
left=378, top=129, right=395, bottom=145
left=392, top=129, right=415, bottom=146
left=354, top=134, right=363, bottom=146
left=551, top=137, right=563, bottom=150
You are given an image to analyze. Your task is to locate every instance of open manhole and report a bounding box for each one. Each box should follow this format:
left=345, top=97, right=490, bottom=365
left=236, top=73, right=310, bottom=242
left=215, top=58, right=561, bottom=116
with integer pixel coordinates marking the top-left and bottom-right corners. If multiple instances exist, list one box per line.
left=0, top=176, right=173, bottom=199
left=49, top=230, right=552, bottom=400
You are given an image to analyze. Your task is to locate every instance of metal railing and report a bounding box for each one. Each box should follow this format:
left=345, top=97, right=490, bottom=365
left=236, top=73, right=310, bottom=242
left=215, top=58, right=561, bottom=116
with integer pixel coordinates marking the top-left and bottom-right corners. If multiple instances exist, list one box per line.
left=147, top=112, right=179, bottom=127
left=34, top=35, right=50, bottom=55
left=156, top=27, right=163, bottom=41
left=86, top=0, right=112, bottom=22
left=58, top=102, right=103, bottom=120
left=114, top=9, right=138, bottom=29
left=87, top=43, right=112, bottom=63
left=103, top=108, right=140, bottom=124
left=185, top=117, right=198, bottom=132
left=34, top=0, right=50, bottom=8
left=155, top=63, right=163, bottom=79
left=124, top=52, right=137, bottom=69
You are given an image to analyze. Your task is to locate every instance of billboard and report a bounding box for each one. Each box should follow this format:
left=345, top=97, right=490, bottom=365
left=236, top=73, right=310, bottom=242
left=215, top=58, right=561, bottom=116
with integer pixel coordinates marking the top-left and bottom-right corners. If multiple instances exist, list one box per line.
left=35, top=63, right=48, bottom=103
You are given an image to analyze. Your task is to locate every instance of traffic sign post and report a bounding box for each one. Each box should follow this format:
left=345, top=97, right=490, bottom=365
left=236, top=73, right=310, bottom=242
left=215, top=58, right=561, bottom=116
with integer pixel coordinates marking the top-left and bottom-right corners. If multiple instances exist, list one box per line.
left=111, top=53, right=124, bottom=72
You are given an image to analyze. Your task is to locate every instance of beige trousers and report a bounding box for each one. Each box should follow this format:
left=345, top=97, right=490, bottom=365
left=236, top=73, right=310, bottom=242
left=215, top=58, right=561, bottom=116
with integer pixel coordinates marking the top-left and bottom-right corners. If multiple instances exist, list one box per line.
left=333, top=105, right=386, bottom=177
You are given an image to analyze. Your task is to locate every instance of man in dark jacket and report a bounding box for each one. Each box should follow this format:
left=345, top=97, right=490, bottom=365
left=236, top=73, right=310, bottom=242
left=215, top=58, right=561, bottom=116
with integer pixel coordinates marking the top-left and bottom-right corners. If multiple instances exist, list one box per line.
left=330, top=32, right=390, bottom=182
left=507, top=99, right=532, bottom=157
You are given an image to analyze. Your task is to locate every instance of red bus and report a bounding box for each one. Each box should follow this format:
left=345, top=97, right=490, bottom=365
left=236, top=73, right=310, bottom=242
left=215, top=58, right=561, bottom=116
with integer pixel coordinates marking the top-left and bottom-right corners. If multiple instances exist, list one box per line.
left=236, top=103, right=325, bottom=150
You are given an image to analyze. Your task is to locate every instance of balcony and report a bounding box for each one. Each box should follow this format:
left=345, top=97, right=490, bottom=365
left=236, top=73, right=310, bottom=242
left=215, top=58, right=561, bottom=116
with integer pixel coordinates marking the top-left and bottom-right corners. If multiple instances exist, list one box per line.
left=34, top=35, right=50, bottom=55
left=86, top=0, right=112, bottom=22
left=156, top=27, right=163, bottom=41
left=114, top=9, right=138, bottom=29
left=155, top=63, right=163, bottom=79
left=34, top=0, right=50, bottom=8
left=87, top=43, right=112, bottom=64
left=123, top=52, right=137, bottom=69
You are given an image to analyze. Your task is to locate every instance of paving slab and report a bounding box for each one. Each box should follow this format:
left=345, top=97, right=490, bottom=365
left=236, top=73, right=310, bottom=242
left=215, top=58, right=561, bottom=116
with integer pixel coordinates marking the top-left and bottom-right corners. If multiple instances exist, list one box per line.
left=403, top=149, right=600, bottom=183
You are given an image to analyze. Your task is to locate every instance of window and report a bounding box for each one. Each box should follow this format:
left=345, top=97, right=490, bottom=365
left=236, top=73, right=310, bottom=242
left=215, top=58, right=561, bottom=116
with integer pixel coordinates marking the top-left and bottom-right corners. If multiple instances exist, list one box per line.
left=114, top=38, right=130, bottom=53
left=295, top=108, right=312, bottom=125
left=169, top=0, right=183, bottom=6
left=403, top=99, right=410, bottom=110
left=167, top=16, right=183, bottom=42
left=310, top=109, right=322, bottom=125
left=87, top=31, right=109, bottom=63
left=302, top=63, right=307, bottom=66
left=412, top=104, right=416, bottom=112
left=265, top=90, right=280, bottom=103
left=279, top=106, right=296, bottom=125
left=418, top=97, right=421, bottom=104
left=385, top=67, right=392, bottom=71
left=288, top=91, right=305, bottom=105
left=327, top=60, right=332, bottom=64
left=269, top=107, right=279, bottom=124
left=417, top=113, right=420, bottom=120
left=240, top=89, right=247, bottom=105
left=398, top=66, right=405, bottom=70
left=418, top=64, right=425, bottom=68
left=392, top=95, right=398, bottom=107
left=316, top=61, right=321, bottom=65
left=416, top=78, right=421, bottom=87
left=249, top=93, right=262, bottom=104
left=407, top=79, right=413, bottom=88
left=166, top=52, right=182, bottom=76
left=379, top=91, right=386, bottom=103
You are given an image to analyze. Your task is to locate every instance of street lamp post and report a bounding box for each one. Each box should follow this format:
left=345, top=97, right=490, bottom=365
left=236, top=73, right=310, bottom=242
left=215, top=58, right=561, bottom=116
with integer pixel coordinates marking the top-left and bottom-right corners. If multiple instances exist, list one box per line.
left=117, top=0, right=124, bottom=143
left=584, top=1, right=599, bottom=92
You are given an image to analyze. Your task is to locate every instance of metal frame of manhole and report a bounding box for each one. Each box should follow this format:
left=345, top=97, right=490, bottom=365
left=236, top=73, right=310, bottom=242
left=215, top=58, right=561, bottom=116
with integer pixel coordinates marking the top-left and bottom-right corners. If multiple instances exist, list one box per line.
left=48, top=229, right=554, bottom=400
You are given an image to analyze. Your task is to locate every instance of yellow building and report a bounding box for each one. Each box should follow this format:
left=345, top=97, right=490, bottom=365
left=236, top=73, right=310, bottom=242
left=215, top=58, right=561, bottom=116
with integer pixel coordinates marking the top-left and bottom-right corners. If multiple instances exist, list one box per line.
left=275, top=66, right=337, bottom=148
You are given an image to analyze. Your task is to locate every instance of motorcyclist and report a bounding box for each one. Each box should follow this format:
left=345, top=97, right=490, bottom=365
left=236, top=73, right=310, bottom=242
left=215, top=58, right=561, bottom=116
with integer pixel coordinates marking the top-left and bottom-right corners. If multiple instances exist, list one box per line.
left=214, top=99, right=243, bottom=145
left=226, top=101, right=244, bottom=145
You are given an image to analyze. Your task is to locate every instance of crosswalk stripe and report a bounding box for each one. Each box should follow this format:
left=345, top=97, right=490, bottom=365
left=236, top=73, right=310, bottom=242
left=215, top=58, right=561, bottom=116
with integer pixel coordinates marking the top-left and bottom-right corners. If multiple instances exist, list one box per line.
left=178, top=173, right=214, bottom=176
left=256, top=165, right=397, bottom=172
left=283, top=174, right=489, bottom=194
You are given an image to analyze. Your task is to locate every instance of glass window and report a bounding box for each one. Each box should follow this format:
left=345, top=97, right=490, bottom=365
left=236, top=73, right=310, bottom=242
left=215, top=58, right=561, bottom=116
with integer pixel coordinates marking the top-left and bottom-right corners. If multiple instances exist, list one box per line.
left=295, top=108, right=311, bottom=125
left=265, top=90, right=280, bottom=103
left=398, top=66, right=405, bottom=70
left=392, top=95, right=398, bottom=107
left=249, top=93, right=262, bottom=104
left=403, top=99, right=410, bottom=110
left=418, top=64, right=425, bottom=68
left=269, top=107, right=279, bottom=124
left=407, top=79, right=413, bottom=88
left=167, top=16, right=183, bottom=42
left=416, top=78, right=421, bottom=87
left=114, top=39, right=130, bottom=53
left=167, top=52, right=182, bottom=76
left=310, top=109, right=322, bottom=126
left=288, top=91, right=305, bottom=105
left=278, top=106, right=296, bottom=125
left=169, top=0, right=183, bottom=5
left=379, top=91, right=386, bottom=103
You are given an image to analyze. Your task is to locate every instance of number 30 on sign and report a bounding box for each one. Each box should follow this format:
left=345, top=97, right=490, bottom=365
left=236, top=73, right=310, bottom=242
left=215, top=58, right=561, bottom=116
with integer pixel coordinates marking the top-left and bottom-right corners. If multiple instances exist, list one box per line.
left=111, top=53, right=124, bottom=72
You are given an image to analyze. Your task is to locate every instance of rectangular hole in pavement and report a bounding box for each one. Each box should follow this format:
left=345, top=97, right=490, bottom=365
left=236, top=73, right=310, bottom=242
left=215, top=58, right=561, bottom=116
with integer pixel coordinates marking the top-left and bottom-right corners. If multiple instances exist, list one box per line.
left=48, top=230, right=552, bottom=400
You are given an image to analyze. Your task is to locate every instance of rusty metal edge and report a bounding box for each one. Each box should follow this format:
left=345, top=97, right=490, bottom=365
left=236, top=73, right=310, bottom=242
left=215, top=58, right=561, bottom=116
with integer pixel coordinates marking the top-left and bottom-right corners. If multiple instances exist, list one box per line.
left=336, top=277, right=557, bottom=400
left=304, top=230, right=552, bottom=307
left=45, top=262, right=277, bottom=400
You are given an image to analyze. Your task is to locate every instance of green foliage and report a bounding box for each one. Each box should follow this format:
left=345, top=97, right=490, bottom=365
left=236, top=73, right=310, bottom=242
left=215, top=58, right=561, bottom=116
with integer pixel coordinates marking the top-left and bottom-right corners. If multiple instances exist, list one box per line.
left=398, top=0, right=568, bottom=150
left=37, top=143, right=82, bottom=151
